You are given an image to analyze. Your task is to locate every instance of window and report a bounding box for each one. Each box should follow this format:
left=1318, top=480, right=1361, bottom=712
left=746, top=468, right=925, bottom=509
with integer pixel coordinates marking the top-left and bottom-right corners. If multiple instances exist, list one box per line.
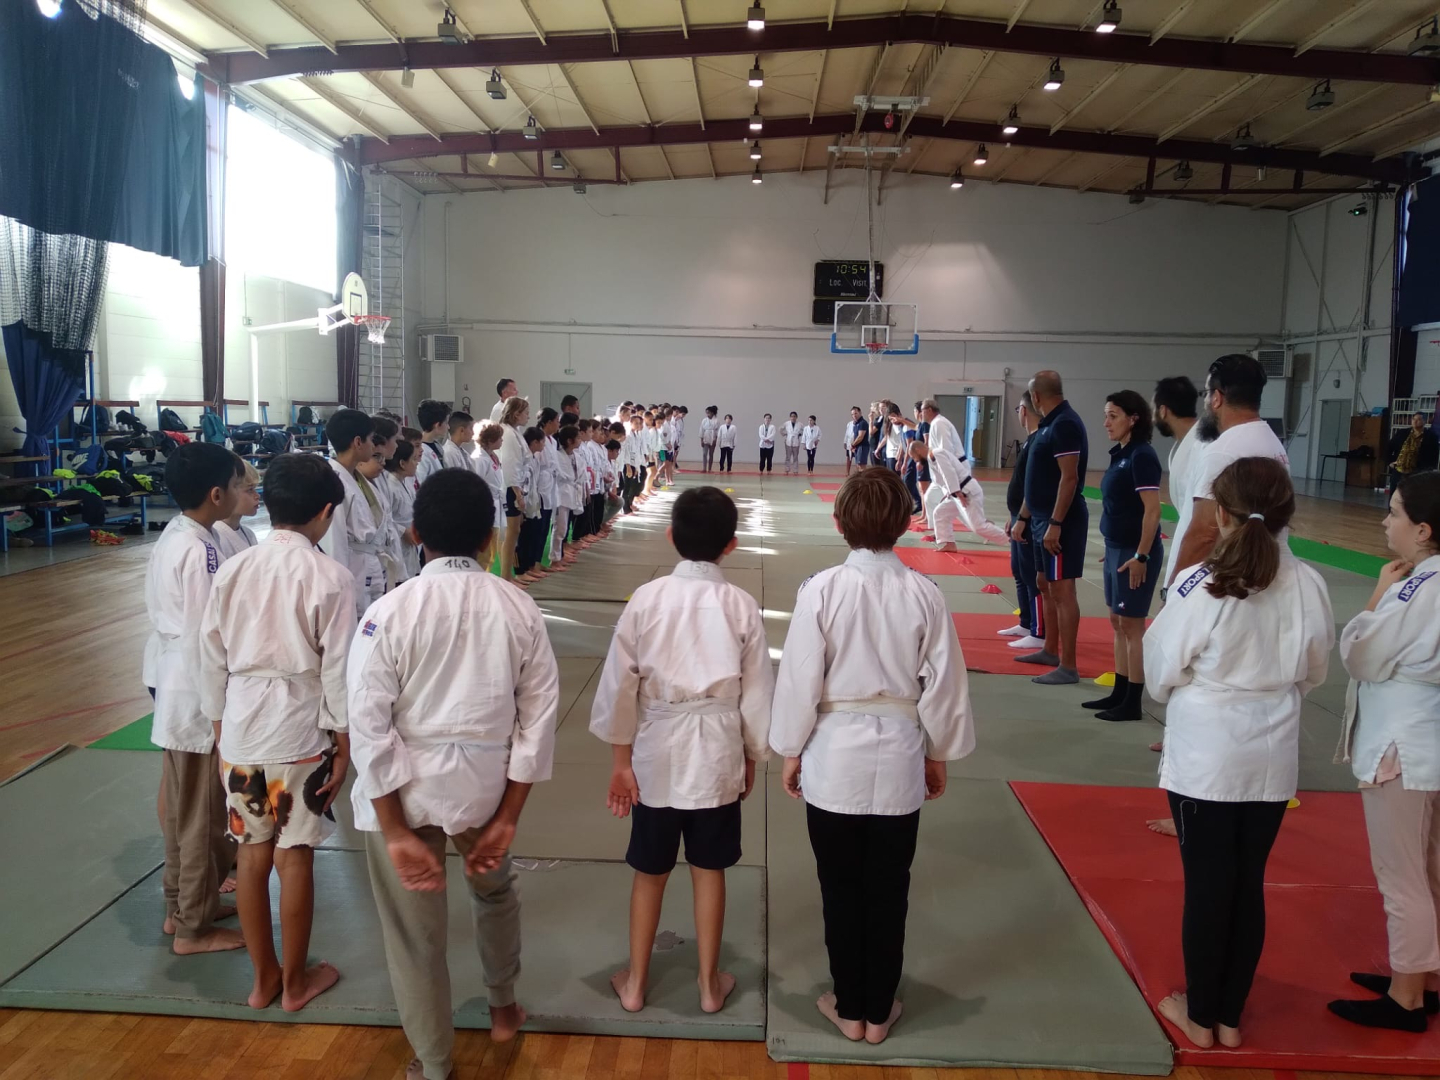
left=225, top=104, right=336, bottom=294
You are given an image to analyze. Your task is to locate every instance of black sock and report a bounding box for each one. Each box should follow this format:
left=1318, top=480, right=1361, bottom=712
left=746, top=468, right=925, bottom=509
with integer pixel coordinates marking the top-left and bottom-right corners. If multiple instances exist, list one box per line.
left=1099, top=681, right=1145, bottom=722
left=1329, top=994, right=1429, bottom=1032
left=1351, top=973, right=1440, bottom=1014
left=1083, top=674, right=1128, bottom=710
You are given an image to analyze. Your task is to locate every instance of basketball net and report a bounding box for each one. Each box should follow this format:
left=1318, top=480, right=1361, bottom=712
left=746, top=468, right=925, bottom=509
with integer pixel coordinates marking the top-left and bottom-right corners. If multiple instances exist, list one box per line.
left=352, top=314, right=391, bottom=344
left=865, top=341, right=886, bottom=364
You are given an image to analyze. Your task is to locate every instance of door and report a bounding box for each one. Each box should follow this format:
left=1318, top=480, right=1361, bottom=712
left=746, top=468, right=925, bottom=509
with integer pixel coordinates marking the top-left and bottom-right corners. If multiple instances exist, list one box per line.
left=1317, top=399, right=1348, bottom=482
left=970, top=396, right=1001, bottom=468
left=540, top=382, right=593, bottom=418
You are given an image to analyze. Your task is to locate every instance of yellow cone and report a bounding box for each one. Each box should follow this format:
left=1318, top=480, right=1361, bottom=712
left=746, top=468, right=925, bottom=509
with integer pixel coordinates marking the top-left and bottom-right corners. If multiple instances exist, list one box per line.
left=1093, top=671, right=1116, bottom=687
left=1013, top=608, right=1022, bottom=616
left=803, top=489, right=813, bottom=495
left=1287, top=797, right=1301, bottom=809
left=724, top=488, right=734, bottom=493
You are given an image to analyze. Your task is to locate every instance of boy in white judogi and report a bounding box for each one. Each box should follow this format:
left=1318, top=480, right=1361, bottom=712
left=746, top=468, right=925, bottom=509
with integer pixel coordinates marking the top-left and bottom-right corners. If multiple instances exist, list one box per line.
left=700, top=407, right=719, bottom=472
left=213, top=459, right=260, bottom=560
left=380, top=442, right=421, bottom=581
left=199, top=451, right=354, bottom=1011
left=771, top=466, right=974, bottom=1045
left=415, top=399, right=450, bottom=487
left=802, top=417, right=822, bottom=475
left=319, top=410, right=386, bottom=619
left=472, top=425, right=507, bottom=550
left=718, top=415, right=737, bottom=474
left=145, top=442, right=245, bottom=955
left=758, top=415, right=777, bottom=474
left=441, top=413, right=479, bottom=474
left=910, top=441, right=1009, bottom=548
left=783, top=412, right=803, bottom=475
left=349, top=468, right=558, bottom=1077
left=591, top=486, right=773, bottom=1014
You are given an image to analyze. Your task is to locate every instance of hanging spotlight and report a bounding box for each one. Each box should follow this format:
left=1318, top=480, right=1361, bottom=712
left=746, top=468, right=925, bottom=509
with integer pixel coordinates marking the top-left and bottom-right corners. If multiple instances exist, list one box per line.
left=487, top=151, right=499, bottom=167
left=551, top=150, right=566, bottom=170
left=746, top=3, right=765, bottom=30
left=974, top=144, right=989, bottom=166
left=1349, top=202, right=1368, bottom=217
left=1174, top=160, right=1193, bottom=181
left=401, top=66, right=416, bottom=89
left=1306, top=80, right=1335, bottom=111
left=1257, top=165, right=1268, bottom=182
left=750, top=141, right=762, bottom=161
left=1002, top=105, right=1020, bottom=136
left=752, top=165, right=763, bottom=184
left=485, top=69, right=506, bottom=100
left=1096, top=0, right=1121, bottom=33
left=573, top=181, right=588, bottom=194
left=949, top=169, right=964, bottom=189
left=1409, top=17, right=1440, bottom=57
left=523, top=115, right=540, bottom=140
left=748, top=57, right=764, bottom=88
left=1043, top=58, right=1065, bottom=91
left=1231, top=123, right=1256, bottom=150
left=437, top=7, right=463, bottom=42
left=749, top=105, right=763, bottom=132
left=36, top=0, right=62, bottom=16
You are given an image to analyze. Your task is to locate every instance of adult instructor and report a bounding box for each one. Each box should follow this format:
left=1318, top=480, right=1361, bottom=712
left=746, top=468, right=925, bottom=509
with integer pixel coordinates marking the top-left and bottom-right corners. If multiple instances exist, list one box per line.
left=489, top=378, right=519, bottom=424
left=1013, top=371, right=1088, bottom=686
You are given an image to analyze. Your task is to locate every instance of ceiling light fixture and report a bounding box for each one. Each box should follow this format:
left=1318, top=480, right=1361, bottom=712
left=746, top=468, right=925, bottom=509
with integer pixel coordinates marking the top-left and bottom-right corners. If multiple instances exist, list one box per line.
left=752, top=165, right=763, bottom=184
left=1349, top=202, right=1368, bottom=216
left=750, top=141, right=762, bottom=161
left=1043, top=58, right=1065, bottom=91
left=1096, top=0, right=1121, bottom=33
left=1257, top=165, right=1268, bottom=181
left=1174, top=161, right=1193, bottom=180
left=1409, top=17, right=1440, bottom=57
left=486, top=69, right=506, bottom=100
left=36, top=0, right=62, bottom=16
left=573, top=182, right=588, bottom=194
left=551, top=150, right=566, bottom=171
left=748, top=57, right=764, bottom=88
left=1306, top=79, right=1335, bottom=111
left=950, top=170, right=964, bottom=189
left=749, top=105, right=763, bottom=132
left=747, top=4, right=765, bottom=31
left=974, top=144, right=989, bottom=166
left=1231, top=123, right=1256, bottom=150
left=438, top=8, right=463, bottom=42
left=523, top=115, right=539, bottom=140
left=1002, top=106, right=1020, bottom=136
left=401, top=67, right=415, bottom=89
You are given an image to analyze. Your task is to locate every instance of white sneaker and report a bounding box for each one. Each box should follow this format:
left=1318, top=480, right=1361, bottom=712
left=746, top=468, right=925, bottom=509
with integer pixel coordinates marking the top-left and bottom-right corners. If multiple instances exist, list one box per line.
left=1008, top=635, right=1045, bottom=650
left=997, top=624, right=1029, bottom=637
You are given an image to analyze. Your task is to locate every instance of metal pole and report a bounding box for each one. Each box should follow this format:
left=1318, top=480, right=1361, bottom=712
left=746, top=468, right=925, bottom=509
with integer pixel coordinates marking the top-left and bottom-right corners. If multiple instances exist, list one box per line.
left=1355, top=192, right=1378, bottom=414
left=249, top=333, right=261, bottom=429
left=1305, top=206, right=1330, bottom=478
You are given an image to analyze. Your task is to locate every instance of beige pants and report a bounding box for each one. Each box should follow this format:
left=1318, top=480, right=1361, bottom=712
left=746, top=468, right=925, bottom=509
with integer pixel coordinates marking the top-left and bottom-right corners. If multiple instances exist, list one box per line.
left=365, top=826, right=522, bottom=1080
left=161, top=748, right=235, bottom=939
left=1362, top=778, right=1440, bottom=974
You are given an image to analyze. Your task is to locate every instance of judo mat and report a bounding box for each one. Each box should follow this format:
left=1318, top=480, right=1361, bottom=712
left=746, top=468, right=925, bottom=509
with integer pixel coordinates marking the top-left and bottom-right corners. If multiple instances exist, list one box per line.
left=896, top=546, right=1014, bottom=577
left=764, top=777, right=1173, bottom=1072
left=1012, top=781, right=1440, bottom=1073
left=0, top=849, right=766, bottom=1041
left=953, top=612, right=1117, bottom=678
left=87, top=714, right=158, bottom=751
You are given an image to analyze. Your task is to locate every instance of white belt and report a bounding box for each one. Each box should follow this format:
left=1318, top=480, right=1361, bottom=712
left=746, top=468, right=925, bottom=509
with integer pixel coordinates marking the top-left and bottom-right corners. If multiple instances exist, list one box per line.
left=234, top=670, right=319, bottom=681
left=640, top=694, right=741, bottom=720
left=351, top=541, right=382, bottom=555
left=817, top=696, right=920, bottom=721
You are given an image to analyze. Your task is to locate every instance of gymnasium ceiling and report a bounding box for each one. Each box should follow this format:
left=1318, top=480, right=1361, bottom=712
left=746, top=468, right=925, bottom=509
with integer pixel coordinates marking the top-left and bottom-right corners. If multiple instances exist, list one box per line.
left=152, top=0, right=1440, bottom=208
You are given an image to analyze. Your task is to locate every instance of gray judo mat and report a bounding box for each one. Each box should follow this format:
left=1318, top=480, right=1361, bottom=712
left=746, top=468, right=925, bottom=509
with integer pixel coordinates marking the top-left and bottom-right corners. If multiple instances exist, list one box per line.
left=0, top=747, right=164, bottom=983
left=0, top=848, right=766, bottom=1040
left=763, top=776, right=1173, bottom=1073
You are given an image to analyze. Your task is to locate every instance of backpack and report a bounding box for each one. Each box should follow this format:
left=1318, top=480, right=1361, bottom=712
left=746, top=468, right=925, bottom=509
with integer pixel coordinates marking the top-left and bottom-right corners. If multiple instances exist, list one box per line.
left=80, top=405, right=111, bottom=434
left=200, top=412, right=227, bottom=444
left=297, top=406, right=315, bottom=426
left=77, top=444, right=106, bottom=475
left=260, top=429, right=291, bottom=456
left=114, top=410, right=146, bottom=434
left=159, top=408, right=187, bottom=433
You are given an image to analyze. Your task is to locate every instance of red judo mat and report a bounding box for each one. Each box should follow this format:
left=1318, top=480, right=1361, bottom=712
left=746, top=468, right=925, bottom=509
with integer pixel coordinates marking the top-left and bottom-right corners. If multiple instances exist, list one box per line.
left=1011, top=782, right=1440, bottom=1073
left=810, top=481, right=843, bottom=489
left=897, top=545, right=1014, bottom=576
left=952, top=612, right=1116, bottom=677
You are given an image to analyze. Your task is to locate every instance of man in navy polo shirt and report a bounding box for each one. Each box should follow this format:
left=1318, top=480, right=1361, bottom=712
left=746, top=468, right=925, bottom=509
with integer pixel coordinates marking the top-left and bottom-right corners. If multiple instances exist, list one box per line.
left=1011, top=370, right=1088, bottom=685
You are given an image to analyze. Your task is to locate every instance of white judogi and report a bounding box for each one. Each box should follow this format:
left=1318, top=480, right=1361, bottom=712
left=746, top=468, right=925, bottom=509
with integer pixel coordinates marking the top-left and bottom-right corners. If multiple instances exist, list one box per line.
left=199, top=531, right=354, bottom=765
left=550, top=450, right=585, bottom=562
left=442, top=438, right=477, bottom=474
left=590, top=560, right=773, bottom=808
left=719, top=424, right=737, bottom=449
left=843, top=420, right=856, bottom=459
left=489, top=399, right=508, bottom=425
left=145, top=515, right=227, bottom=752
left=802, top=424, right=822, bottom=451
left=1338, top=555, right=1440, bottom=788
left=782, top=420, right=802, bottom=473
left=416, top=440, right=445, bottom=486
left=925, top=446, right=1009, bottom=545
left=1162, top=425, right=1201, bottom=588
left=471, top=446, right=506, bottom=529
left=376, top=470, right=417, bottom=581
left=498, top=424, right=527, bottom=498
left=347, top=556, right=559, bottom=835
left=770, top=549, right=975, bottom=815
left=926, top=413, right=963, bottom=458
left=319, top=459, right=386, bottom=620
left=212, top=521, right=257, bottom=561
left=700, top=417, right=718, bottom=446
left=1145, top=550, right=1333, bottom=802
left=758, top=424, right=776, bottom=449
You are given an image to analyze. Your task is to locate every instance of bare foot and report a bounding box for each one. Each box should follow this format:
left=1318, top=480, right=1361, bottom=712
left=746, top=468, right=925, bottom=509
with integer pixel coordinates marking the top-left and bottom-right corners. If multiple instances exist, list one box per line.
left=611, top=970, right=645, bottom=1013
left=1157, top=993, right=1214, bottom=1048
left=865, top=1000, right=903, bottom=1045
left=220, top=876, right=237, bottom=895
left=816, top=992, right=864, bottom=1041
left=1149, top=742, right=1163, bottom=753
left=173, top=927, right=245, bottom=955
left=247, top=969, right=282, bottom=1010
left=162, top=916, right=175, bottom=935
left=937, top=543, right=958, bottom=553
left=1148, top=817, right=1178, bottom=837
left=699, top=971, right=736, bottom=1014
left=217, top=904, right=237, bottom=920
left=1217, top=1023, right=1242, bottom=1048
left=281, top=961, right=340, bottom=1012
left=489, top=1002, right=526, bottom=1043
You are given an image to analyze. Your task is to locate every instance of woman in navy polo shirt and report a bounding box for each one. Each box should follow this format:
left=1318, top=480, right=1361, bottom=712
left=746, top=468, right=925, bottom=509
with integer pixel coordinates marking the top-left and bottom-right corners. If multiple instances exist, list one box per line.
left=1086, top=390, right=1163, bottom=722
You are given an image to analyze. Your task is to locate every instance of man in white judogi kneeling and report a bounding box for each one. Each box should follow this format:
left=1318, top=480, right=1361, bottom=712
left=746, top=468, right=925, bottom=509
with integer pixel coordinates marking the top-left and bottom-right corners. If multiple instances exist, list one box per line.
left=909, top=441, right=1010, bottom=549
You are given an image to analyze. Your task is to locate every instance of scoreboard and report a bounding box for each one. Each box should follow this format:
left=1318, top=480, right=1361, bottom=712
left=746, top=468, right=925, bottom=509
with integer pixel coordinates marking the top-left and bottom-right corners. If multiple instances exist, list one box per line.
left=813, top=260, right=883, bottom=325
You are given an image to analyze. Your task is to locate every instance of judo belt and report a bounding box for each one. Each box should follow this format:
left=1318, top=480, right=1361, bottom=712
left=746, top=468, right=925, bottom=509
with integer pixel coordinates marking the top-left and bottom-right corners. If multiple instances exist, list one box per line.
left=233, top=669, right=319, bottom=680
left=958, top=475, right=974, bottom=491
left=350, top=540, right=382, bottom=556
left=817, top=697, right=920, bottom=721
left=639, top=694, right=741, bottom=719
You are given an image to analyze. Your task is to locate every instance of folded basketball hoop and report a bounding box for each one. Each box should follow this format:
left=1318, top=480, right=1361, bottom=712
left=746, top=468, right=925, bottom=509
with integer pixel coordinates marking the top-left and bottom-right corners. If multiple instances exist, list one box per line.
left=353, top=314, right=391, bottom=344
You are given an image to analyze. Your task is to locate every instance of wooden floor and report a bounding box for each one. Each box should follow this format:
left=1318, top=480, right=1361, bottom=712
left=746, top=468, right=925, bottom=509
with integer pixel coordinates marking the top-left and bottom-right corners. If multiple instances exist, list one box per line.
left=0, top=473, right=1393, bottom=1080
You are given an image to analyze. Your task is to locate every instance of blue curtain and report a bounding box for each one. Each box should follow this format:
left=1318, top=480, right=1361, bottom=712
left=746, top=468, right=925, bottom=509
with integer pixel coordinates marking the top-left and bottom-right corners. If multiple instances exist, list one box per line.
left=3, top=322, right=85, bottom=460
left=1400, top=177, right=1440, bottom=329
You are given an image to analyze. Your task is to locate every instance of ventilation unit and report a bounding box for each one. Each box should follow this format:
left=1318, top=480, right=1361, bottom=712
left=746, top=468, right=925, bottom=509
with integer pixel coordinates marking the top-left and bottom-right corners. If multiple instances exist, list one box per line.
left=1251, top=345, right=1292, bottom=432
left=1250, top=345, right=1292, bottom=378
left=421, top=333, right=464, bottom=363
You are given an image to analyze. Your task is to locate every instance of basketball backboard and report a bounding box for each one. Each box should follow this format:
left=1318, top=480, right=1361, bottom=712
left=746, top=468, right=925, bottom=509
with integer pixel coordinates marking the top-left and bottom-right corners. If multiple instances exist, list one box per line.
left=319, top=273, right=368, bottom=335
left=831, top=300, right=919, bottom=356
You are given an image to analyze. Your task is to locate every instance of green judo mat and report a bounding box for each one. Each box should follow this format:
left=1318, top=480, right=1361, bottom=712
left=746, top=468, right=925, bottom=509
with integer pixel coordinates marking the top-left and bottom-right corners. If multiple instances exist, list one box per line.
left=88, top=714, right=160, bottom=751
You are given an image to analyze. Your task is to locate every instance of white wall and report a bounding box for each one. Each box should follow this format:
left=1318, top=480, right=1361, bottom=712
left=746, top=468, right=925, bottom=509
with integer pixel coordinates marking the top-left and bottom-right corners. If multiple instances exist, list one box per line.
left=417, top=171, right=1286, bottom=467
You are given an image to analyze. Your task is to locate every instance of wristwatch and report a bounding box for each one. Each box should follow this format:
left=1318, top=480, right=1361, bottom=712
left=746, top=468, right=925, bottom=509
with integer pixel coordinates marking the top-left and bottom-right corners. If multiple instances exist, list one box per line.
left=1134, top=552, right=1150, bottom=564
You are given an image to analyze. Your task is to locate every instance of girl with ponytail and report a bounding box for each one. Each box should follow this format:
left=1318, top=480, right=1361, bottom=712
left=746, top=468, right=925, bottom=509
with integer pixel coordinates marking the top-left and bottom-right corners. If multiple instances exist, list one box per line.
left=1143, top=456, right=1335, bottom=1049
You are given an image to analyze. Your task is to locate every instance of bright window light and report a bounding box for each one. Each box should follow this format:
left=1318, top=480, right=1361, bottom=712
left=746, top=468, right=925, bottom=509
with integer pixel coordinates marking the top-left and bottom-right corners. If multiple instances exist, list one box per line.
left=225, top=105, right=338, bottom=294
left=36, top=0, right=62, bottom=16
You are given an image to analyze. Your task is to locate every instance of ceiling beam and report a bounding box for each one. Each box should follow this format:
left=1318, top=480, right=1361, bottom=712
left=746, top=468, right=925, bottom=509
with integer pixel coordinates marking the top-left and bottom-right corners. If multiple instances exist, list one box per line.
left=301, top=78, right=389, bottom=141
left=210, top=13, right=1440, bottom=88
left=1007, top=0, right=1035, bottom=32
left=809, top=50, right=828, bottom=122
left=350, top=0, right=400, bottom=44
left=896, top=44, right=948, bottom=139
left=1294, top=0, right=1382, bottom=56
left=1229, top=0, right=1292, bottom=43
left=626, top=61, right=654, bottom=125
left=690, top=58, right=706, bottom=130
left=658, top=144, right=676, bottom=179
left=1149, top=0, right=1195, bottom=45
left=1155, top=74, right=1266, bottom=143
left=677, top=0, right=689, bottom=39
left=1321, top=99, right=1434, bottom=154
left=828, top=0, right=837, bottom=30
left=433, top=70, right=492, bottom=131
left=516, top=0, right=547, bottom=45
left=360, top=111, right=1419, bottom=184
left=179, top=0, right=269, bottom=57
left=1106, top=69, right=1185, bottom=131
left=597, top=0, right=619, bottom=52
left=1266, top=82, right=1388, bottom=145
left=557, top=64, right=601, bottom=135
left=1078, top=158, right=1132, bottom=191
left=360, top=72, right=443, bottom=140
left=461, top=154, right=506, bottom=194
left=267, top=0, right=336, bottom=53
left=1051, top=65, right=1128, bottom=134
left=942, top=51, right=993, bottom=125
left=1031, top=151, right=1078, bottom=184
left=991, top=146, right=1032, bottom=181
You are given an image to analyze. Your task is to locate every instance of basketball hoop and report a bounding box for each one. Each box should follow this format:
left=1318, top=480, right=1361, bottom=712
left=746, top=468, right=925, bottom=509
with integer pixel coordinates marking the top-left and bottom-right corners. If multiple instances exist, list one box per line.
left=865, top=341, right=887, bottom=363
left=353, top=314, right=391, bottom=344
